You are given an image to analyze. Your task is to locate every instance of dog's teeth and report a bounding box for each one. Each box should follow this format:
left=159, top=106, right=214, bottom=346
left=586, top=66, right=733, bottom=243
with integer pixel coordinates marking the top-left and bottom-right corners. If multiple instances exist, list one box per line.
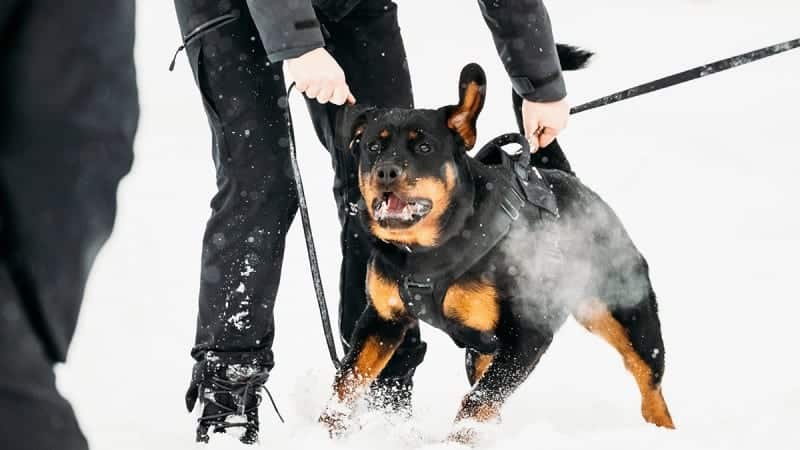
left=375, top=202, right=388, bottom=220
left=401, top=205, right=413, bottom=221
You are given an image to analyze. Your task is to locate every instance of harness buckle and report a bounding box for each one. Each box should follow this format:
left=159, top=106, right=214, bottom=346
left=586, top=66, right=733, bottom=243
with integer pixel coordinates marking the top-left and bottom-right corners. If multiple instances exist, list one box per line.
left=404, top=278, right=434, bottom=292
left=500, top=189, right=524, bottom=221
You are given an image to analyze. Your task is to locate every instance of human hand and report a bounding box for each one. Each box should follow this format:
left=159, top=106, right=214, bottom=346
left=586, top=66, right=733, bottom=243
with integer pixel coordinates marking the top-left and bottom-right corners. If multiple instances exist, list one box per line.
left=286, top=48, right=356, bottom=105
left=521, top=98, right=570, bottom=151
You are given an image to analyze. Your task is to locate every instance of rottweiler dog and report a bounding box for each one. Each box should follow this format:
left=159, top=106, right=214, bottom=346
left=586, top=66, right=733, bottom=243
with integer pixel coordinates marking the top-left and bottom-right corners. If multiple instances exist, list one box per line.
left=320, top=54, right=674, bottom=440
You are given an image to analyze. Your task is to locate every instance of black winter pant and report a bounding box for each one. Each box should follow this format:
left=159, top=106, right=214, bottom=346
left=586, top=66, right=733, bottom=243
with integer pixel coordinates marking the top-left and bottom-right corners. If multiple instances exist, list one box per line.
left=0, top=2, right=138, bottom=449
left=175, top=0, right=571, bottom=385
left=174, top=0, right=425, bottom=382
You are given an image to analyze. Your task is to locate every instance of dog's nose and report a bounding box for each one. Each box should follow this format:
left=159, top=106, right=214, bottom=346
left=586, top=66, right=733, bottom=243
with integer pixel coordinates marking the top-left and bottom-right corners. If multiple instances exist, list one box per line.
left=375, top=163, right=404, bottom=186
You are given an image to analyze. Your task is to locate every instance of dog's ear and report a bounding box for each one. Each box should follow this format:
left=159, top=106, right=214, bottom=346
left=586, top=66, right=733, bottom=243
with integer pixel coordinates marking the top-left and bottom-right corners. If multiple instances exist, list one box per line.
left=446, top=63, right=486, bottom=150
left=335, top=104, right=373, bottom=152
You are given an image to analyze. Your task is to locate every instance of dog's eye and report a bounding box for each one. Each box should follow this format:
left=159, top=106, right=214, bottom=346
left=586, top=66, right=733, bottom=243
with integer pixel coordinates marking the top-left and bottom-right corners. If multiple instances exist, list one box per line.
left=368, top=142, right=381, bottom=153
left=417, top=143, right=432, bottom=154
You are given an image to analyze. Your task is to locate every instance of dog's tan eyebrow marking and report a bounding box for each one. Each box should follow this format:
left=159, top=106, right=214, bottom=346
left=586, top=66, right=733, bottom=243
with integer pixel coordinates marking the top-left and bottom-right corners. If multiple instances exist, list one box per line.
left=408, top=130, right=419, bottom=140
left=379, top=129, right=391, bottom=139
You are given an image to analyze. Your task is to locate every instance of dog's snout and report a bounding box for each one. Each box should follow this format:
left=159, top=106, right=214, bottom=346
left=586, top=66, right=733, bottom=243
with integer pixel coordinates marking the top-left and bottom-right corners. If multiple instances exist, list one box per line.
left=375, top=163, right=404, bottom=186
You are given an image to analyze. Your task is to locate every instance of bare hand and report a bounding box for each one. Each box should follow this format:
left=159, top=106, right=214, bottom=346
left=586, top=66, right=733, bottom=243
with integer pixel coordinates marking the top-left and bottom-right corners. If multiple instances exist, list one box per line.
left=521, top=98, right=570, bottom=151
left=286, top=48, right=356, bottom=105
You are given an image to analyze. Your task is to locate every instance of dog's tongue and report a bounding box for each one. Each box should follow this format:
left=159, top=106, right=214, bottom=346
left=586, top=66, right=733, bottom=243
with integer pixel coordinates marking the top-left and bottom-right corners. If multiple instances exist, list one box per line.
left=387, top=193, right=406, bottom=212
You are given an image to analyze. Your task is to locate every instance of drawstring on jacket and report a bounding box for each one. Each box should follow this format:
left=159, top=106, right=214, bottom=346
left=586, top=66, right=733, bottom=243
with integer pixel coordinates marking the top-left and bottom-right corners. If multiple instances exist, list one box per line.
left=169, top=10, right=241, bottom=71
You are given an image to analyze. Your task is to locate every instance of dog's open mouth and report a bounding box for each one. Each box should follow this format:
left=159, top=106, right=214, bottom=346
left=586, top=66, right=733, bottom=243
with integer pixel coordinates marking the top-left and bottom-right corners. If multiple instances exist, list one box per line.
left=372, top=192, right=432, bottom=227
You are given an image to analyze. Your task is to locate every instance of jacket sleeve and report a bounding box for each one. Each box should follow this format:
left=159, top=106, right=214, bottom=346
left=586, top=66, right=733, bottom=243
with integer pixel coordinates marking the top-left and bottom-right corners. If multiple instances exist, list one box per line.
left=477, top=0, right=565, bottom=102
left=246, top=0, right=325, bottom=62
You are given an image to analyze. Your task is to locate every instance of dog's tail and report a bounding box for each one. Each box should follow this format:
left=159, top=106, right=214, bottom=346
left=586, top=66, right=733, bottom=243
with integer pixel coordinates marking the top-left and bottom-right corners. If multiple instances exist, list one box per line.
left=557, top=44, right=593, bottom=71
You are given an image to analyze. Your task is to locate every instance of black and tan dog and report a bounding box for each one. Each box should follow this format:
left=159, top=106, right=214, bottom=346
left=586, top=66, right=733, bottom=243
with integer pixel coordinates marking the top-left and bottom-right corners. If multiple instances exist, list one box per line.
left=320, top=58, right=675, bottom=439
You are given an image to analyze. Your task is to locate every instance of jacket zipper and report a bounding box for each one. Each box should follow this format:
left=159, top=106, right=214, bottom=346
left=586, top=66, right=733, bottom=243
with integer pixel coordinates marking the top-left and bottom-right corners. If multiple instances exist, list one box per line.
left=169, top=10, right=241, bottom=71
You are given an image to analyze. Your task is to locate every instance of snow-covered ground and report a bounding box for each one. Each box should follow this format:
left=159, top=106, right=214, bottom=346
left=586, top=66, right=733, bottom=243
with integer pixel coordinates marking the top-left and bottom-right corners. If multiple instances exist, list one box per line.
left=58, top=1, right=800, bottom=448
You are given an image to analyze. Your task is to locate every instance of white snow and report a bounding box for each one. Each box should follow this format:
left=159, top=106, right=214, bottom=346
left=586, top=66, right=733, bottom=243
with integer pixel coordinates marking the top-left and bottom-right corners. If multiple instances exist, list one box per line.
left=57, top=0, right=799, bottom=449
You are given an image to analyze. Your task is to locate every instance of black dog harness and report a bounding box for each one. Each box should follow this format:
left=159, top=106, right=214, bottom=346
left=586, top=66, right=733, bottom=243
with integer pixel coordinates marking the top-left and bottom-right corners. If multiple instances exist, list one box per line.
left=373, top=134, right=560, bottom=353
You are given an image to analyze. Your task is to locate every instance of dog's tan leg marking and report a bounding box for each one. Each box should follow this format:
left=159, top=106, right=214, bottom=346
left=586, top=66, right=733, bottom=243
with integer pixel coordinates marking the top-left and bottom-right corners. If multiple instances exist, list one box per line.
left=334, top=335, right=403, bottom=402
left=443, top=279, right=499, bottom=332
left=366, top=261, right=405, bottom=321
left=574, top=299, right=675, bottom=429
left=469, top=353, right=495, bottom=386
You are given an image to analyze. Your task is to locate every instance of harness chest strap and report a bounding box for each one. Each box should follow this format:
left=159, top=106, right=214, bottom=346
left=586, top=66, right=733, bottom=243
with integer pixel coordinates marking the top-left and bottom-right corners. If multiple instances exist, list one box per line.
left=394, top=158, right=557, bottom=352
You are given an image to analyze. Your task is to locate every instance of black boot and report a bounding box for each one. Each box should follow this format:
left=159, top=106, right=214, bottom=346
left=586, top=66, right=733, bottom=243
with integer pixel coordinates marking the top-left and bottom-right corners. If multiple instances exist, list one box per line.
left=186, top=359, right=279, bottom=444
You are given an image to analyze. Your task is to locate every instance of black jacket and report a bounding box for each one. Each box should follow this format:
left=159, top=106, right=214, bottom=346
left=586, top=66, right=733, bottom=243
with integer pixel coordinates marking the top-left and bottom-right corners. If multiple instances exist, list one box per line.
left=245, top=0, right=566, bottom=102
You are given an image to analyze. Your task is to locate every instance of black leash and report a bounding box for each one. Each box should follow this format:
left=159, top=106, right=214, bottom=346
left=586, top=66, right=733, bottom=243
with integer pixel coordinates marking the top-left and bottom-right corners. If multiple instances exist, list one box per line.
left=571, top=37, right=800, bottom=115
left=285, top=83, right=341, bottom=370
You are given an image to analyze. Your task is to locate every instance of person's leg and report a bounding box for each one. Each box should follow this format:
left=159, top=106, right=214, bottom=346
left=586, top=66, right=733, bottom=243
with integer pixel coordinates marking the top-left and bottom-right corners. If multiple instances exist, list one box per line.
left=173, top=0, right=300, bottom=442
left=0, top=0, right=137, bottom=364
left=0, top=265, right=88, bottom=450
left=0, top=2, right=137, bottom=448
left=306, top=0, right=426, bottom=410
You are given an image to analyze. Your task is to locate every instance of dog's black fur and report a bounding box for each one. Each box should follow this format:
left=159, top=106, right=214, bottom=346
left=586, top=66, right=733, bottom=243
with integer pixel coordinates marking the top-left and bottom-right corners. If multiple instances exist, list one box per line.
left=321, top=47, right=674, bottom=440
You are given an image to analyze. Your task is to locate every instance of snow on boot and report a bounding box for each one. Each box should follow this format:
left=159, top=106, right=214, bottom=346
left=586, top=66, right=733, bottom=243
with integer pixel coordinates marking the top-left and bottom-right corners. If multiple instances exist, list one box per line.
left=186, top=359, right=280, bottom=444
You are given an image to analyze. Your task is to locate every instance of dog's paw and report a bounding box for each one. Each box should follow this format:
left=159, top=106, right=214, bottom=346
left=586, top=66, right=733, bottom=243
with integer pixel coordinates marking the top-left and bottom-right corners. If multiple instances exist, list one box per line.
left=319, top=406, right=350, bottom=438
left=642, top=389, right=675, bottom=429
left=447, top=427, right=478, bottom=447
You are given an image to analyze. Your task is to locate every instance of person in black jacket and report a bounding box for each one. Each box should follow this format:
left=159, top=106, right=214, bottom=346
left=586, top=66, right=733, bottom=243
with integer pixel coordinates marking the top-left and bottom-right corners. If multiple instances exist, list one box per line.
left=0, top=2, right=138, bottom=450
left=174, top=0, right=571, bottom=443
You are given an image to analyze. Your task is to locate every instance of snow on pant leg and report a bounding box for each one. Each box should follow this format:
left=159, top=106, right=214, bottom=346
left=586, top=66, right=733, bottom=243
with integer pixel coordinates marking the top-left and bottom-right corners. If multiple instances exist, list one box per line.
left=0, top=1, right=137, bottom=362
left=307, top=0, right=427, bottom=382
left=0, top=264, right=88, bottom=450
left=174, top=0, right=298, bottom=369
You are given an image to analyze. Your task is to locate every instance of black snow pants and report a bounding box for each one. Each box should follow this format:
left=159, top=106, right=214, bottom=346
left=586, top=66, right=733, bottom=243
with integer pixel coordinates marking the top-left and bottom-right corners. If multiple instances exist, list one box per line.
left=174, top=0, right=572, bottom=387
left=174, top=0, right=427, bottom=384
left=0, top=2, right=138, bottom=450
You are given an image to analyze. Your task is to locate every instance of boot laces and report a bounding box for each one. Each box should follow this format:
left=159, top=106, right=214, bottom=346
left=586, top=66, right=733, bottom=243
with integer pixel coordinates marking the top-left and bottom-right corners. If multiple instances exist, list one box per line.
left=197, top=369, right=284, bottom=431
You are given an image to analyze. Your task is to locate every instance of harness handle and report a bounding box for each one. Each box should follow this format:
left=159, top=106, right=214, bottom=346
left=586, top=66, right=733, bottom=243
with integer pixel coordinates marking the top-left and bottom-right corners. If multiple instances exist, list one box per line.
left=473, top=132, right=532, bottom=180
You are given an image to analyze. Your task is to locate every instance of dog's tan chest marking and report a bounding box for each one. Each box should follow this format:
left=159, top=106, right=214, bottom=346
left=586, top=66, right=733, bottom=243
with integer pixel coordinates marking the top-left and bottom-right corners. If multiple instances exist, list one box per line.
left=366, top=262, right=405, bottom=320
left=443, top=279, right=499, bottom=332
left=574, top=299, right=675, bottom=429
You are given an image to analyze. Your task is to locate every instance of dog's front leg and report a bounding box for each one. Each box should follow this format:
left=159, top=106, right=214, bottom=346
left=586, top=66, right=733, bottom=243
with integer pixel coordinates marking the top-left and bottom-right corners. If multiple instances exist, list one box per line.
left=320, top=260, right=413, bottom=436
left=450, top=322, right=555, bottom=443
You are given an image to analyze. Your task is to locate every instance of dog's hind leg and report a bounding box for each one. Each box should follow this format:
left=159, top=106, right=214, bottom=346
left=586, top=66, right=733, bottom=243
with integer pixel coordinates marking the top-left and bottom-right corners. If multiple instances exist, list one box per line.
left=573, top=294, right=675, bottom=429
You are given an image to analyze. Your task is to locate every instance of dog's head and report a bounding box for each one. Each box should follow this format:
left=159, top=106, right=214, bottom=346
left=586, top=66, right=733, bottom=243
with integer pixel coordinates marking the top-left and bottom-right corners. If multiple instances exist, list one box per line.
left=337, top=64, right=486, bottom=248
